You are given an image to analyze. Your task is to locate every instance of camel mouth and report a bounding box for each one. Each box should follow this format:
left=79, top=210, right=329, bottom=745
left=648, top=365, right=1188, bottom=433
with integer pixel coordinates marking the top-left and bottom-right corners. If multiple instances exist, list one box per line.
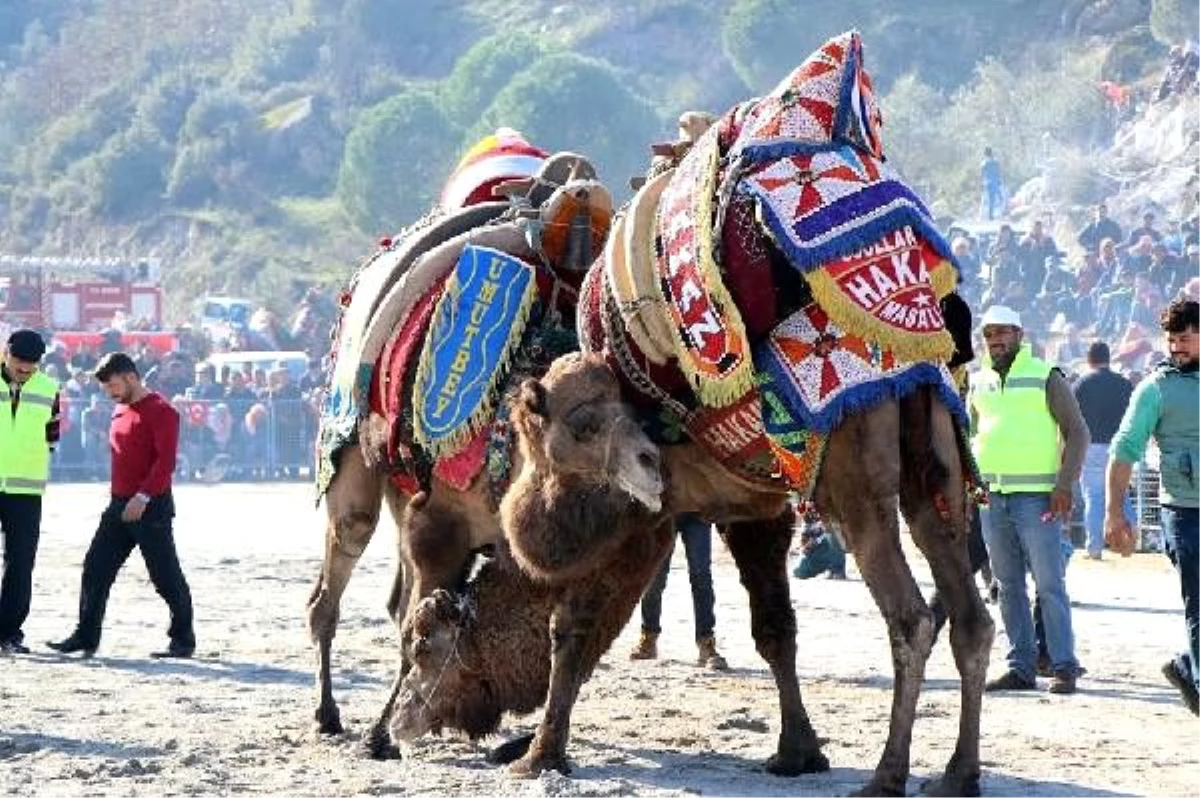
left=389, top=686, right=438, bottom=744
left=618, top=474, right=664, bottom=514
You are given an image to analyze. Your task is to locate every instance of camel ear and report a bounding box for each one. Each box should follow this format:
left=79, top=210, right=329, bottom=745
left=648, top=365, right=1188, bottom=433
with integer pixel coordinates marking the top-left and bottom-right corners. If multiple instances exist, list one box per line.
left=517, top=378, right=548, bottom=419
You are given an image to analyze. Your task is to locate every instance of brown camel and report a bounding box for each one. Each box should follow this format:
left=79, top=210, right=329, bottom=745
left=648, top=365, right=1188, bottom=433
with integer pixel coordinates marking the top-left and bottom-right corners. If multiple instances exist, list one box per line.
left=304, top=151, right=661, bottom=756
left=393, top=355, right=992, bottom=796
left=390, top=356, right=676, bottom=749
left=306, top=356, right=663, bottom=755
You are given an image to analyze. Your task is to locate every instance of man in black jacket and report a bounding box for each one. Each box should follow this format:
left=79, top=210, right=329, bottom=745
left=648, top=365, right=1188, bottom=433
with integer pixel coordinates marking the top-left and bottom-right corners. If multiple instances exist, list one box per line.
left=1074, top=341, right=1134, bottom=559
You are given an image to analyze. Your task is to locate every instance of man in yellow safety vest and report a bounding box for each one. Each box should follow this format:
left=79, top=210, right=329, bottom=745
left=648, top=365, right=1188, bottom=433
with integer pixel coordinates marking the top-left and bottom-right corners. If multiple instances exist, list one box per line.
left=969, top=305, right=1090, bottom=695
left=0, top=329, right=61, bottom=655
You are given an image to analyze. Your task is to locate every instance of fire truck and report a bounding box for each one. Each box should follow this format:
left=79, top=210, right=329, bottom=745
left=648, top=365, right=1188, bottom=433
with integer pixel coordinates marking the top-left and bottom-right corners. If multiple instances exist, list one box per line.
left=0, top=254, right=174, bottom=354
left=0, top=254, right=164, bottom=329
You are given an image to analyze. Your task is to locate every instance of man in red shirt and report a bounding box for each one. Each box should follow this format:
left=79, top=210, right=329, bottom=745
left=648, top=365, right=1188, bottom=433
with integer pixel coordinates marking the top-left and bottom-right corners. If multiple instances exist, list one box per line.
left=48, top=352, right=195, bottom=659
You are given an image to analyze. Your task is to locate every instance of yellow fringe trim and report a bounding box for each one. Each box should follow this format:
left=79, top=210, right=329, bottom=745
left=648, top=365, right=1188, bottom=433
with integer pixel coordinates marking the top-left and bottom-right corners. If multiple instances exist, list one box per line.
left=805, top=258, right=956, bottom=364
left=660, top=132, right=757, bottom=409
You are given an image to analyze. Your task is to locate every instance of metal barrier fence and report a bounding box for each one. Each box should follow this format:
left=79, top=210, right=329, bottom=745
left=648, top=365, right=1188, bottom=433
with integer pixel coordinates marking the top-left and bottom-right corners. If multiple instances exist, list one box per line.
left=1134, top=461, right=1163, bottom=553
left=50, top=398, right=318, bottom=484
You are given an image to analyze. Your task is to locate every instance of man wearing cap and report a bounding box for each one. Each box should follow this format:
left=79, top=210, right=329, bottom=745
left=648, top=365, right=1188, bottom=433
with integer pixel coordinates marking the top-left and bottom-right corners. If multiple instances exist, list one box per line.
left=969, top=305, right=1090, bottom=694
left=0, top=329, right=61, bottom=655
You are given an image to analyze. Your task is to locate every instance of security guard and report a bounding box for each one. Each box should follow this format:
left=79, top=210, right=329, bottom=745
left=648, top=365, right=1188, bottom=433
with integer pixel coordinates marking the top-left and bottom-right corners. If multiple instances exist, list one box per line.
left=0, top=329, right=60, bottom=655
left=969, top=305, right=1089, bottom=695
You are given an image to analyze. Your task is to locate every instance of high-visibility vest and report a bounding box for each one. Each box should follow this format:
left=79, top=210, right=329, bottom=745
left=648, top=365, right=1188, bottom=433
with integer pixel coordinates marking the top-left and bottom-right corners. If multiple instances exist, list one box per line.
left=969, top=346, right=1060, bottom=494
left=0, top=370, right=57, bottom=495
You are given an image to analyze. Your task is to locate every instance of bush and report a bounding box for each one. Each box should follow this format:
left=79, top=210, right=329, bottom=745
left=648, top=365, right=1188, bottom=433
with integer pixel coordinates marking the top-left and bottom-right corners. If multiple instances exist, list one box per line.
left=470, top=52, right=662, bottom=194
left=336, top=89, right=460, bottom=234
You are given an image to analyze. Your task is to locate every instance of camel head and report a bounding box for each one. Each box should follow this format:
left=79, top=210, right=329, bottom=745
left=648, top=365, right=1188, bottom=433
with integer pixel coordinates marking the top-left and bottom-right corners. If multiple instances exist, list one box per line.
left=390, top=589, right=498, bottom=743
left=511, top=352, right=664, bottom=513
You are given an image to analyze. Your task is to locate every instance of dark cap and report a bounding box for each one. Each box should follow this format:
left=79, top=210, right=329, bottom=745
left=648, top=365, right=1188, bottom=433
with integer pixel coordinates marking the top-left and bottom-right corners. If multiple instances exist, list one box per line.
left=6, top=329, right=47, bottom=362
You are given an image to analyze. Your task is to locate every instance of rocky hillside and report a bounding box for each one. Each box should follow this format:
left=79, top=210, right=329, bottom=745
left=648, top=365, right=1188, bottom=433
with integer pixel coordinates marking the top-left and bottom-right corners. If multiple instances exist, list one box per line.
left=0, top=0, right=1195, bottom=320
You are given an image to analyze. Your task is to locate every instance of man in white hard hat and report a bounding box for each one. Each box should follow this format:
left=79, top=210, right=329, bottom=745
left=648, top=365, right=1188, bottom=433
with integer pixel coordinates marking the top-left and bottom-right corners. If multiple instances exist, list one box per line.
left=969, top=305, right=1090, bottom=694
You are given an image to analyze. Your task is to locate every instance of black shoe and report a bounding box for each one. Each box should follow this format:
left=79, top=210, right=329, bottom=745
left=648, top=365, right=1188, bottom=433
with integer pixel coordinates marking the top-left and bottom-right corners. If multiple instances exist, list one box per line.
left=1048, top=668, right=1077, bottom=695
left=1162, top=660, right=1200, bottom=716
left=150, top=642, right=195, bottom=659
left=985, top=670, right=1037, bottom=692
left=47, top=635, right=97, bottom=658
left=1, top=639, right=31, bottom=655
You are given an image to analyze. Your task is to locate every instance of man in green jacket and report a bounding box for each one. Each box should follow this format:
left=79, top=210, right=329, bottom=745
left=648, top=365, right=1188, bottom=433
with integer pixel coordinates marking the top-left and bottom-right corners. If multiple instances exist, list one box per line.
left=1105, top=298, right=1199, bottom=715
left=0, top=329, right=61, bottom=655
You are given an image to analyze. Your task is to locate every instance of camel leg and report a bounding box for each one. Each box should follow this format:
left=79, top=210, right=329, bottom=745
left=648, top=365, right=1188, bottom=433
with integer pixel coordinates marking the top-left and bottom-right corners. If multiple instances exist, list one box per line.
left=722, top=510, right=829, bottom=776
left=817, top=401, right=932, bottom=797
left=510, top=517, right=676, bottom=778
left=897, top=392, right=993, bottom=798
left=363, top=484, right=414, bottom=760
left=306, top=442, right=385, bottom=736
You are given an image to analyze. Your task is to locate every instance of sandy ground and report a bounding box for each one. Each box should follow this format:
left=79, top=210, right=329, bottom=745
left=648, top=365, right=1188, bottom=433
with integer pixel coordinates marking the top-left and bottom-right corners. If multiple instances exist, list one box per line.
left=2, top=482, right=1197, bottom=797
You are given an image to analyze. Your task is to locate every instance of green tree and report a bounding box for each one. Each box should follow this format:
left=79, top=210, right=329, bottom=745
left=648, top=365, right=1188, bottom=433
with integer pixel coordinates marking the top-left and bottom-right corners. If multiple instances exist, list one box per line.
left=471, top=52, right=662, bottom=194
left=81, top=123, right=171, bottom=220
left=440, top=31, right=555, bottom=126
left=1150, top=0, right=1200, bottom=45
left=336, top=90, right=460, bottom=234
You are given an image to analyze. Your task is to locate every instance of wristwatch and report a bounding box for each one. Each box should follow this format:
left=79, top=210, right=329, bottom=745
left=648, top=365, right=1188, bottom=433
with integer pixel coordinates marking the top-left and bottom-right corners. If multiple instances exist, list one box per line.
left=133, top=492, right=152, bottom=504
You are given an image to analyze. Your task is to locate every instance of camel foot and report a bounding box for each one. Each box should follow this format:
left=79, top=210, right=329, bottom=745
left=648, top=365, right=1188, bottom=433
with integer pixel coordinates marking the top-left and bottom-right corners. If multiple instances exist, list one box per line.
left=765, top=749, right=830, bottom=776
left=486, top=733, right=535, bottom=765
left=362, top=722, right=401, bottom=760
left=920, top=773, right=981, bottom=797
left=508, top=749, right=571, bottom=779
left=313, top=707, right=344, bottom=737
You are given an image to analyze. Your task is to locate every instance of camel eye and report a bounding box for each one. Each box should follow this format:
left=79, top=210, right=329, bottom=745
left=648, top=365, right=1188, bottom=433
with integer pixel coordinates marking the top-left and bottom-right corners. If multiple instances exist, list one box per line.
left=566, top=406, right=602, bottom=441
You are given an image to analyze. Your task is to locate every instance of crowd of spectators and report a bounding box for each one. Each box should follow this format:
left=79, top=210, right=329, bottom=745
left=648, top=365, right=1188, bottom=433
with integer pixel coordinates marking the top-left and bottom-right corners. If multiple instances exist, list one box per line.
left=39, top=317, right=331, bottom=485
left=951, top=203, right=1199, bottom=382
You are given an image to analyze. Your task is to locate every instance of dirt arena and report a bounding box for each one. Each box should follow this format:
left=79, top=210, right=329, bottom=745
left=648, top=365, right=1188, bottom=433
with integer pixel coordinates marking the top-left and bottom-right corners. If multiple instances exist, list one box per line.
left=1, top=482, right=1196, bottom=796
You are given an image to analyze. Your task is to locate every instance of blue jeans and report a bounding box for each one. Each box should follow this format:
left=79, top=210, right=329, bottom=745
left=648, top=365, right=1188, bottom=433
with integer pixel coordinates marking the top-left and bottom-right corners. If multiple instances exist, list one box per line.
left=1080, top=443, right=1132, bottom=555
left=640, top=513, right=716, bottom=640
left=1161, top=505, right=1199, bottom=691
left=981, top=491, right=1079, bottom=679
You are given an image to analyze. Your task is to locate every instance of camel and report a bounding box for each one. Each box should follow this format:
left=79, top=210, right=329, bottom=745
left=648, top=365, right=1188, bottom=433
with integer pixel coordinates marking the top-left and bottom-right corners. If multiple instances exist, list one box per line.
left=390, top=32, right=994, bottom=796
left=390, top=355, right=676, bottom=749
left=304, top=149, right=664, bottom=756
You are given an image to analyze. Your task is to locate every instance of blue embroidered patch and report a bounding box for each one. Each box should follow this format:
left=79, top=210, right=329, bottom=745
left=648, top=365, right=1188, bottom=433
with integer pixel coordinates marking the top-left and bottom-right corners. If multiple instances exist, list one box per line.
left=412, top=245, right=538, bottom=459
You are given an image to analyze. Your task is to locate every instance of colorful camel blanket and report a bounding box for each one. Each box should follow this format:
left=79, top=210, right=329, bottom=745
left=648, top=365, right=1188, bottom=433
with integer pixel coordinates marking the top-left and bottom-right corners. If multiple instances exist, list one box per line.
left=412, top=245, right=538, bottom=459
left=756, top=304, right=966, bottom=435
left=655, top=127, right=755, bottom=409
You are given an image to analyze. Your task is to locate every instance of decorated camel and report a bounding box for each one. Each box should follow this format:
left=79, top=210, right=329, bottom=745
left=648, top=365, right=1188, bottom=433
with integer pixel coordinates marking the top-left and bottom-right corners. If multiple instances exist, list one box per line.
left=305, top=131, right=664, bottom=755
left=390, top=32, right=994, bottom=797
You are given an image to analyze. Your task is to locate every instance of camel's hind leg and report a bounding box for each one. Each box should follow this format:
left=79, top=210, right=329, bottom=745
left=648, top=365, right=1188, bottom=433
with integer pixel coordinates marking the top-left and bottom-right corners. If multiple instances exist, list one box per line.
left=817, top=399, right=933, bottom=797
left=722, top=508, right=829, bottom=776
left=897, top=390, right=993, bottom=798
left=362, top=483, right=415, bottom=759
left=306, top=442, right=385, bottom=736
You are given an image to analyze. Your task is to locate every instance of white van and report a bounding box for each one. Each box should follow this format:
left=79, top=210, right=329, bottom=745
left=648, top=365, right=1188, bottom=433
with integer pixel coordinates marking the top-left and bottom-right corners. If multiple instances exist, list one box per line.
left=197, top=296, right=255, bottom=339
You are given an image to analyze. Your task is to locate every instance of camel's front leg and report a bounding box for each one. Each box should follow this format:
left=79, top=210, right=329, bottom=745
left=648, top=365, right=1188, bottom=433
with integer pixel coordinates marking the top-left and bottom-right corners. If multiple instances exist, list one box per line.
left=510, top=519, right=675, bottom=777
left=723, top=509, right=829, bottom=776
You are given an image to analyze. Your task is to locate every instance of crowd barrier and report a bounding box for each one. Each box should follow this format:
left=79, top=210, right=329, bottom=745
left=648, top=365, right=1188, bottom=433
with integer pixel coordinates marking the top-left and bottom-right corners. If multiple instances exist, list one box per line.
left=48, top=398, right=1168, bottom=548
left=50, top=398, right=318, bottom=484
